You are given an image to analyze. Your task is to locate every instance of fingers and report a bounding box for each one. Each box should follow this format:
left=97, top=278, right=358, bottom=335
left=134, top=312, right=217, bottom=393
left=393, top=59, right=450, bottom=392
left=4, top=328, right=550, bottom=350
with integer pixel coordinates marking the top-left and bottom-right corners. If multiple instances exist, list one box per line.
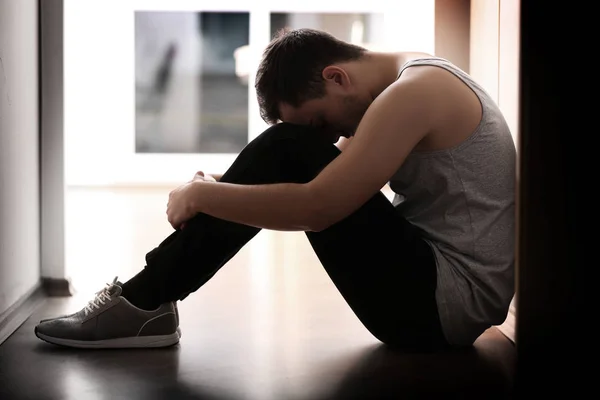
left=168, top=214, right=180, bottom=230
left=193, top=171, right=205, bottom=181
left=204, top=174, right=217, bottom=183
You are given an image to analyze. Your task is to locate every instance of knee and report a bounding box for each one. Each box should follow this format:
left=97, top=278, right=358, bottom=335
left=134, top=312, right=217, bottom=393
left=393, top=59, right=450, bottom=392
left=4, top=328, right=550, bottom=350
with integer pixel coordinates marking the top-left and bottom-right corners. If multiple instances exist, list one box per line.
left=239, top=123, right=334, bottom=164
left=225, top=122, right=339, bottom=184
left=257, top=122, right=328, bottom=144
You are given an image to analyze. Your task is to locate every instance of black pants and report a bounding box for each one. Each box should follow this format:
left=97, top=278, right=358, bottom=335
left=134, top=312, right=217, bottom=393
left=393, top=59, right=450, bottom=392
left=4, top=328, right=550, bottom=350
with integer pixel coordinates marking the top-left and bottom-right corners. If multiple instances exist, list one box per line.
left=140, top=123, right=448, bottom=351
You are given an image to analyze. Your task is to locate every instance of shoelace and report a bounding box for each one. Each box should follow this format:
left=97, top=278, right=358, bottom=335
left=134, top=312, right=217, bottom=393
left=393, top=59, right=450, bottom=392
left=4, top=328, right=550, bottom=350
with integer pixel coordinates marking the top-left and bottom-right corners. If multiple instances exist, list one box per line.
left=84, top=277, right=119, bottom=316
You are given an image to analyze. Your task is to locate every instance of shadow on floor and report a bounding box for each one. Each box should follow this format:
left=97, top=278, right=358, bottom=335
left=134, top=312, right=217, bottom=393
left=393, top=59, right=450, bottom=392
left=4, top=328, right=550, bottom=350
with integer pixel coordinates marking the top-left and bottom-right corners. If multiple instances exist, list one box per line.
left=2, top=325, right=514, bottom=400
left=314, top=338, right=514, bottom=399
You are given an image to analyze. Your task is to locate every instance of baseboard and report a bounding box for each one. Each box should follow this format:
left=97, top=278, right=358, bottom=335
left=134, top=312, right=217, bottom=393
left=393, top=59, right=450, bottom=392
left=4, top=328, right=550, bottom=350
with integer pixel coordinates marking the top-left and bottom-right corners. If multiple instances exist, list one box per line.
left=0, top=283, right=46, bottom=346
left=42, top=277, right=74, bottom=296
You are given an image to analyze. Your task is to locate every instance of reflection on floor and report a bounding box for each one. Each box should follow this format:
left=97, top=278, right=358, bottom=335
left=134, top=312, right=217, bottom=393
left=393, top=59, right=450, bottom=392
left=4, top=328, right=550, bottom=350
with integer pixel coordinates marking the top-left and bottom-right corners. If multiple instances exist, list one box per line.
left=0, top=187, right=516, bottom=399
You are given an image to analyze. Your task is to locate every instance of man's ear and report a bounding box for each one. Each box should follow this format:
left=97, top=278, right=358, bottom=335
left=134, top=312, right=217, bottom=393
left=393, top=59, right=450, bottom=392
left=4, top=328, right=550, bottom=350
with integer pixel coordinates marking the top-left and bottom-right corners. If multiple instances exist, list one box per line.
left=322, top=66, right=350, bottom=87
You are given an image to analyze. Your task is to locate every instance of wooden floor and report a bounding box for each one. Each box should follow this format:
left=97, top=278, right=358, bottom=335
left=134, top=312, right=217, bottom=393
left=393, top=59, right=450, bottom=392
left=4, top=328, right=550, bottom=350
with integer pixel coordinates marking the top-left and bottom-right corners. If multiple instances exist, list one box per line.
left=0, top=187, right=516, bottom=399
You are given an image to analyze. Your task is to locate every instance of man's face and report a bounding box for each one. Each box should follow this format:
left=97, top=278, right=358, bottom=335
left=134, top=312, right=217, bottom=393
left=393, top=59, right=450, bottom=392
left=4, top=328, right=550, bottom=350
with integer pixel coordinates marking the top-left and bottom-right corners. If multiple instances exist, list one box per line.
left=279, top=89, right=372, bottom=142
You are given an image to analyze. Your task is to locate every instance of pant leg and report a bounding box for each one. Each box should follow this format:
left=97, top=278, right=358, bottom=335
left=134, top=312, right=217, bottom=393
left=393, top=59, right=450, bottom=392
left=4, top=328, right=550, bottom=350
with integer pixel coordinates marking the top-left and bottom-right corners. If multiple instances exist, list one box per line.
left=138, top=122, right=447, bottom=350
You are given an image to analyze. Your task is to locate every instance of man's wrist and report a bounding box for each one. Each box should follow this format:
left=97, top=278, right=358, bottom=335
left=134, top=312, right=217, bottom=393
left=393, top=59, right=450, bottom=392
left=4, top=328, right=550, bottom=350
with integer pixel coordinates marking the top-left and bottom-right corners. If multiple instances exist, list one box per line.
left=188, top=180, right=206, bottom=214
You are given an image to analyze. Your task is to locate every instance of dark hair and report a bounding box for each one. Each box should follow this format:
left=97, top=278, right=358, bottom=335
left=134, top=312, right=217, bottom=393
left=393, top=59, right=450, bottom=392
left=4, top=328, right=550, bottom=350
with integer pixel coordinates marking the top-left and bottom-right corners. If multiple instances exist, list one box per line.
left=255, top=28, right=367, bottom=124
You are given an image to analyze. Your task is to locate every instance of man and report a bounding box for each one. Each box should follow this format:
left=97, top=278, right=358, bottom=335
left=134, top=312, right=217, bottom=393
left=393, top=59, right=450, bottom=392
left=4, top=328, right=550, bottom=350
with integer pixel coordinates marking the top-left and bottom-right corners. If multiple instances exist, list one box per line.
left=35, top=28, right=516, bottom=351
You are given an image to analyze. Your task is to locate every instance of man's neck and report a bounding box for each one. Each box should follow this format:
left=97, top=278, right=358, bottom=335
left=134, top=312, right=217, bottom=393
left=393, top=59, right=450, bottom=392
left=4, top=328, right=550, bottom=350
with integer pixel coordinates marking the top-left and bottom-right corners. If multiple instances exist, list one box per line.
left=396, top=51, right=434, bottom=66
left=362, top=51, right=432, bottom=99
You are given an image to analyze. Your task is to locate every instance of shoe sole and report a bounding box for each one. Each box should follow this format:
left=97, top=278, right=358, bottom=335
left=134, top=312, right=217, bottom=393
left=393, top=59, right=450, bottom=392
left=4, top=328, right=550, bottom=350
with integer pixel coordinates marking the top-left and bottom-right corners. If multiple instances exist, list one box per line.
left=35, top=330, right=180, bottom=349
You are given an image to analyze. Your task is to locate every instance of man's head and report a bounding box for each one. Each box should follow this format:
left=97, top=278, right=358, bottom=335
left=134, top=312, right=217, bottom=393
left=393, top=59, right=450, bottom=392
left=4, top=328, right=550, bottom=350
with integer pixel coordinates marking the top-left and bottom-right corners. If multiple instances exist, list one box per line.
left=255, top=28, right=372, bottom=139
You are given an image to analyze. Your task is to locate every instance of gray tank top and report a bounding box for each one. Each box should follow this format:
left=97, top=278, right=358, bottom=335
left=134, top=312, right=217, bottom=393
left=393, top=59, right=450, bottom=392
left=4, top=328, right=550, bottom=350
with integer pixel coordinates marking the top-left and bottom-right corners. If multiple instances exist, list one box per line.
left=390, top=57, right=516, bottom=346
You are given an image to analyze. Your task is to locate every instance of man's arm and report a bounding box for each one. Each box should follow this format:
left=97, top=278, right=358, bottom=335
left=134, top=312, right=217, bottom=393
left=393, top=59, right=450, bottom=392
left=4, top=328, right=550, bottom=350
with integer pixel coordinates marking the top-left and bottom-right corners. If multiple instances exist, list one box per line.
left=188, top=77, right=434, bottom=232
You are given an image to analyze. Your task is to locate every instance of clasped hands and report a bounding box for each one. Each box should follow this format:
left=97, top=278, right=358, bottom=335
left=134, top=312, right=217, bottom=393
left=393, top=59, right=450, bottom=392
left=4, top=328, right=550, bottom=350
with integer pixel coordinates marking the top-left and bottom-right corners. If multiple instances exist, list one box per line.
left=166, top=171, right=217, bottom=230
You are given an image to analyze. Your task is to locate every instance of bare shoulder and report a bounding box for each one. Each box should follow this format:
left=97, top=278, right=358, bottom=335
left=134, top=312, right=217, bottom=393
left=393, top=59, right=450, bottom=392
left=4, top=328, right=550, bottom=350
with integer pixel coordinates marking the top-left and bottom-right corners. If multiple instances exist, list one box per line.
left=394, top=64, right=483, bottom=151
left=396, top=63, right=462, bottom=93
